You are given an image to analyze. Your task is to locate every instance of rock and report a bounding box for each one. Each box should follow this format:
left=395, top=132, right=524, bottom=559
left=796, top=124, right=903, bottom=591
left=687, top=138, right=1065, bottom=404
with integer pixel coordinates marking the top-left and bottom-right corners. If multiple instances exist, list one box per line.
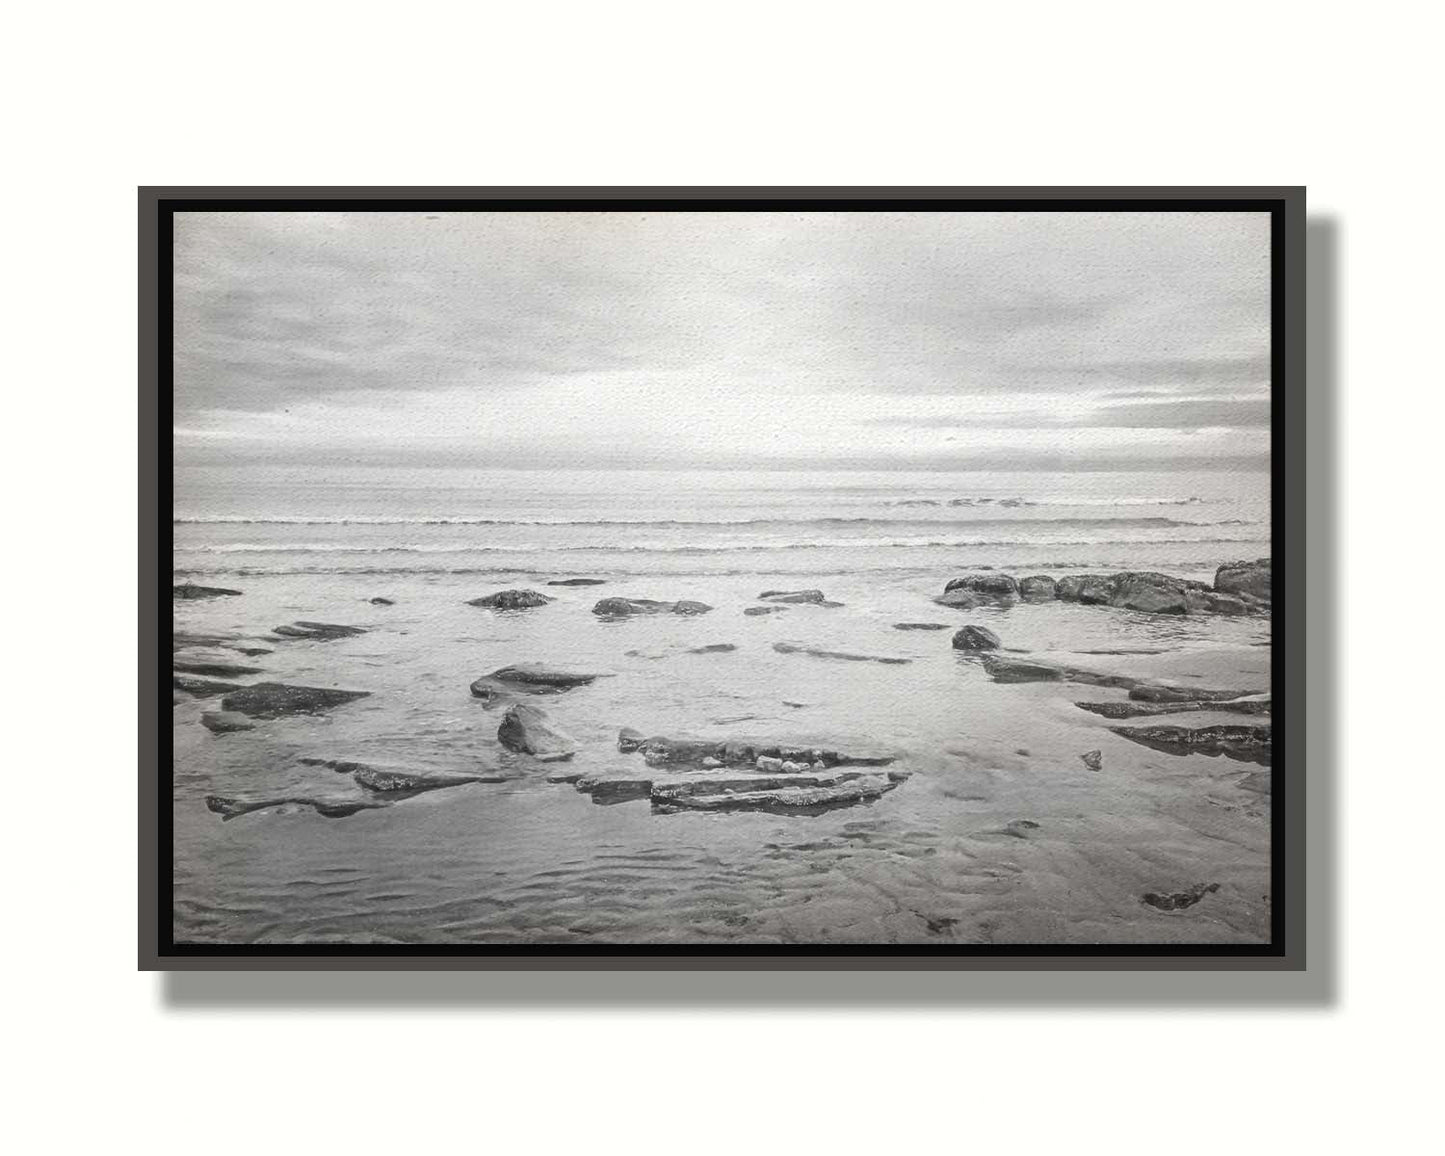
left=743, top=605, right=788, bottom=616
left=575, top=774, right=655, bottom=803
left=943, top=574, right=1020, bottom=600
left=1075, top=697, right=1271, bottom=719
left=466, top=589, right=554, bottom=610
left=352, top=766, right=499, bottom=794
left=469, top=664, right=604, bottom=702
left=623, top=732, right=895, bottom=770
left=1080, top=749, right=1103, bottom=772
left=893, top=622, right=951, bottom=631
left=593, top=597, right=713, bottom=617
left=1018, top=575, right=1058, bottom=601
left=1201, top=591, right=1250, bottom=615
left=1142, top=883, right=1221, bottom=912
left=687, top=643, right=738, bottom=654
left=758, top=589, right=825, bottom=604
left=173, top=583, right=242, bottom=600
left=951, top=625, right=1001, bottom=651
left=173, top=630, right=272, bottom=656
left=273, top=621, right=367, bottom=641
left=1108, top=571, right=1189, bottom=615
left=546, top=578, right=607, bottom=586
left=200, top=710, right=255, bottom=734
left=772, top=642, right=911, bottom=665
left=369, top=597, right=395, bottom=605
left=205, top=794, right=386, bottom=821
left=1214, top=558, right=1271, bottom=601
left=1128, top=685, right=1266, bottom=704
left=1110, top=724, right=1272, bottom=764
left=497, top=703, right=576, bottom=760
left=653, top=773, right=898, bottom=813
left=933, top=590, right=979, bottom=609
left=1003, top=819, right=1041, bottom=838
left=976, top=655, right=1064, bottom=683
left=617, top=726, right=645, bottom=752
left=1056, top=574, right=1117, bottom=605
left=173, top=674, right=245, bottom=698
left=219, top=682, right=372, bottom=718
left=174, top=659, right=265, bottom=678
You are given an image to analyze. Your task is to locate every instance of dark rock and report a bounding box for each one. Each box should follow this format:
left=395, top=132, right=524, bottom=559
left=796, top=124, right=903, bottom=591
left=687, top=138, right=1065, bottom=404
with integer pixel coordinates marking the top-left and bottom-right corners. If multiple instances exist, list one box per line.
left=1080, top=749, right=1103, bottom=772
left=205, top=794, right=387, bottom=821
left=1018, top=575, right=1058, bottom=601
left=174, top=659, right=264, bottom=678
left=758, top=589, right=826, bottom=604
left=466, top=589, right=553, bottom=610
left=219, top=682, right=372, bottom=718
left=1003, top=819, right=1041, bottom=838
left=1075, top=697, right=1271, bottom=719
left=976, top=655, right=1064, bottom=683
left=173, top=674, right=245, bottom=698
left=1109, top=571, right=1189, bottom=615
left=933, top=590, right=980, bottom=609
left=369, top=597, right=395, bottom=605
left=497, top=703, right=576, bottom=761
left=617, top=726, right=645, bottom=752
left=593, top=597, right=713, bottom=617
left=173, top=630, right=272, bottom=656
left=951, top=625, right=1001, bottom=651
left=773, top=642, right=911, bottom=665
left=173, top=583, right=242, bottom=600
left=1201, top=591, right=1250, bottom=615
left=652, top=772, right=898, bottom=813
left=1128, top=685, right=1265, bottom=704
left=687, top=643, right=738, bottom=654
left=273, top=621, right=367, bottom=641
left=893, top=622, right=951, bottom=631
left=1214, top=558, right=1271, bottom=601
left=943, top=574, right=1020, bottom=600
left=546, top=578, right=607, bottom=586
left=200, top=710, right=255, bottom=734
left=743, top=605, right=788, bottom=616
left=1056, top=574, right=1117, bottom=605
left=469, top=664, right=604, bottom=702
left=623, top=731, right=895, bottom=770
left=1142, top=883, right=1220, bottom=912
left=1110, top=724, right=1272, bottom=764
left=352, top=766, right=501, bottom=794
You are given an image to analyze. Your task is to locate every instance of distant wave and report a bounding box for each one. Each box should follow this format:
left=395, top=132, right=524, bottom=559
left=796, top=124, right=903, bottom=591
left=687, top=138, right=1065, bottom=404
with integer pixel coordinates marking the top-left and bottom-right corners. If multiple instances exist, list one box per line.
left=173, top=514, right=1254, bottom=530
left=886, top=496, right=1222, bottom=508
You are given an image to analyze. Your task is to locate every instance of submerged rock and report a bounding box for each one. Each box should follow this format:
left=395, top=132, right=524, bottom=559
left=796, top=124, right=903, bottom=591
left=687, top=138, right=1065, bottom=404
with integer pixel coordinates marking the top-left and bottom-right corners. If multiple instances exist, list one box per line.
left=546, top=578, right=607, bottom=586
left=1018, top=575, right=1058, bottom=601
left=1110, top=724, right=1272, bottom=764
left=1080, top=749, right=1103, bottom=772
left=467, top=589, right=553, bottom=610
left=173, top=674, right=245, bottom=698
left=369, top=597, right=395, bottom=605
left=219, top=682, right=372, bottom=718
left=1214, top=558, right=1271, bottom=601
left=173, top=583, right=242, bottom=600
left=652, top=772, right=900, bottom=813
left=352, top=766, right=502, bottom=794
left=943, top=574, right=1020, bottom=600
left=617, top=726, right=645, bottom=752
left=951, top=625, right=1001, bottom=651
left=497, top=703, right=576, bottom=761
left=743, top=605, right=788, bottom=616
left=273, top=621, right=367, bottom=641
left=688, top=643, right=738, bottom=654
left=977, top=654, right=1140, bottom=689
left=1075, top=696, right=1271, bottom=720
left=893, top=622, right=951, bottom=631
left=174, top=659, right=265, bottom=678
left=1109, top=571, right=1190, bottom=615
left=758, top=589, right=826, bottom=604
left=205, top=794, right=387, bottom=821
left=593, top=597, right=713, bottom=617
left=1142, top=883, right=1221, bottom=912
left=200, top=710, right=255, bottom=734
left=469, top=664, right=604, bottom=702
left=773, top=641, right=911, bottom=665
left=1128, top=684, right=1266, bottom=704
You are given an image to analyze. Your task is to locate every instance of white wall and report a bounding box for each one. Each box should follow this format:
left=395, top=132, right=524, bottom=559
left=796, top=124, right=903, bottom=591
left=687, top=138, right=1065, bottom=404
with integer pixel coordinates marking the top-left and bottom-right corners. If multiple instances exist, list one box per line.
left=7, top=2, right=1437, bottom=1151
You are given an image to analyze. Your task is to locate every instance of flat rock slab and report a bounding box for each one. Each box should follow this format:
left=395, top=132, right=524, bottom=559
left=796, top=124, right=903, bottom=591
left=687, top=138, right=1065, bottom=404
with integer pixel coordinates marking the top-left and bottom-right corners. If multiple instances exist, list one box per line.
left=1128, top=684, right=1266, bottom=704
left=173, top=631, right=272, bottom=656
left=743, top=605, right=789, bottom=616
left=205, top=794, right=387, bottom=821
left=893, top=622, right=951, bottom=631
left=978, top=653, right=1140, bottom=689
left=593, top=597, right=713, bottom=617
left=547, top=578, right=608, bottom=586
left=1110, top=724, right=1272, bottom=765
left=175, top=658, right=266, bottom=678
left=467, top=589, right=554, bottom=610
left=773, top=642, right=911, bottom=665
left=1076, top=697, right=1271, bottom=720
left=353, top=766, right=505, bottom=794
left=758, top=589, right=825, bottom=604
left=174, top=674, right=246, bottom=698
left=200, top=710, right=255, bottom=734
left=219, top=682, right=372, bottom=718
left=173, top=584, right=242, bottom=600
left=654, top=774, right=899, bottom=814
left=273, top=621, right=367, bottom=641
left=469, top=664, right=605, bottom=702
left=625, top=732, right=896, bottom=769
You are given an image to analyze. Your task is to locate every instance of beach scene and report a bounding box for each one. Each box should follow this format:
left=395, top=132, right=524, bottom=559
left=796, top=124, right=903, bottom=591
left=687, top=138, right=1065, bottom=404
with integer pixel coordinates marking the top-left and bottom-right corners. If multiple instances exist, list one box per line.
left=172, top=210, right=1272, bottom=946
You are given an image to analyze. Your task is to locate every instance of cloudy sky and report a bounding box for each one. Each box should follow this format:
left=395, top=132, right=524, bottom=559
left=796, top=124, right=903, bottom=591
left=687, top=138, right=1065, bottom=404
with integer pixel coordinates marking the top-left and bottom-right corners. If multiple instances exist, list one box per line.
left=173, top=210, right=1271, bottom=471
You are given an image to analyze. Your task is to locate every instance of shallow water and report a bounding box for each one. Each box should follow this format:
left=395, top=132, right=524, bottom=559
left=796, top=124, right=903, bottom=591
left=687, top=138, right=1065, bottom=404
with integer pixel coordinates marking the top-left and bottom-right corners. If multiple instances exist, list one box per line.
left=172, top=467, right=1271, bottom=946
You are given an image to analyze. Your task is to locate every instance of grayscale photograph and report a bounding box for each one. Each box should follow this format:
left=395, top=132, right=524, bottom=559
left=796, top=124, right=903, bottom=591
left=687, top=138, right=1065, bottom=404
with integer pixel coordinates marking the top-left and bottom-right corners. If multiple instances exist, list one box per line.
left=169, top=205, right=1275, bottom=948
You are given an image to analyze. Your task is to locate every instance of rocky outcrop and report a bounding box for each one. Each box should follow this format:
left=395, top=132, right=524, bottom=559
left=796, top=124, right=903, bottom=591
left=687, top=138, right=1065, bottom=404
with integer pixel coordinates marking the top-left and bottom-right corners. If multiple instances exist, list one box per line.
left=773, top=642, right=911, bottom=665
left=547, top=578, right=607, bottom=586
left=893, top=622, right=951, bottom=631
left=1018, top=575, right=1058, bottom=601
left=652, top=772, right=900, bottom=814
left=593, top=597, right=713, bottom=617
left=1109, top=723, right=1271, bottom=764
left=933, top=589, right=982, bottom=609
left=352, top=766, right=503, bottom=794
left=200, top=710, right=255, bottom=734
left=1215, top=558, right=1271, bottom=601
left=1128, top=684, right=1266, bottom=704
left=466, top=589, right=554, bottom=610
left=743, top=605, right=788, bottom=616
left=622, top=732, right=896, bottom=770
left=173, top=584, right=242, bottom=600
left=273, top=621, right=367, bottom=641
left=1055, top=574, right=1117, bottom=604
left=206, top=794, right=386, bottom=821
left=951, top=625, right=1001, bottom=651
left=469, top=664, right=604, bottom=702
left=1109, top=571, right=1190, bottom=615
left=1142, top=883, right=1220, bottom=912
left=977, top=654, right=1141, bottom=689
left=174, top=659, right=265, bottom=679
left=497, top=703, right=576, bottom=761
left=758, top=589, right=825, bottom=604
left=219, top=682, right=372, bottom=718
left=943, top=574, right=1020, bottom=601
left=1075, top=696, right=1271, bottom=719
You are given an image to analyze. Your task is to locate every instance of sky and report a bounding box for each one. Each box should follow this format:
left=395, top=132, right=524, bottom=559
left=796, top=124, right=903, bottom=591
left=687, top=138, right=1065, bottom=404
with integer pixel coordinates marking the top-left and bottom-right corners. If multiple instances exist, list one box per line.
left=173, top=210, right=1271, bottom=471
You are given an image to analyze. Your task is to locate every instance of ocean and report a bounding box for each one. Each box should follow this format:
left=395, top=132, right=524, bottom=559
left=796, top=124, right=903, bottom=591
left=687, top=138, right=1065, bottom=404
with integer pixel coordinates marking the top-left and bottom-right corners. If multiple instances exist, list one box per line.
left=172, top=465, right=1272, bottom=945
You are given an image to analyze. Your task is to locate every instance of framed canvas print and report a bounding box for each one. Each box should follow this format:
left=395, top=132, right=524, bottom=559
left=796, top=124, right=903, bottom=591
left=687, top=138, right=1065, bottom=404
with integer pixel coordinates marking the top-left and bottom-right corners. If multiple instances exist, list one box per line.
left=141, top=187, right=1303, bottom=970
